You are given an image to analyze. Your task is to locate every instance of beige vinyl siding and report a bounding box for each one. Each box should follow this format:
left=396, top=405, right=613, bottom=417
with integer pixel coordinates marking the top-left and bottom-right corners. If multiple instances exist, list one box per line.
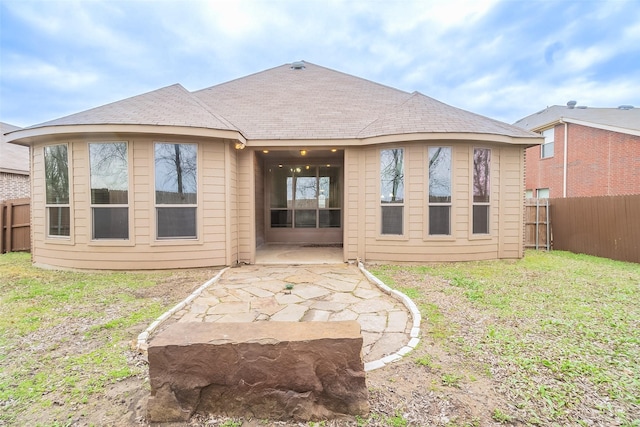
left=254, top=152, right=265, bottom=249
left=31, top=135, right=232, bottom=270
left=344, top=141, right=526, bottom=262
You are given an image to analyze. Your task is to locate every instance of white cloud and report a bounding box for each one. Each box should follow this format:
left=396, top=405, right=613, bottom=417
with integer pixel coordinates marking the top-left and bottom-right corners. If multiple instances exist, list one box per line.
left=2, top=55, right=99, bottom=90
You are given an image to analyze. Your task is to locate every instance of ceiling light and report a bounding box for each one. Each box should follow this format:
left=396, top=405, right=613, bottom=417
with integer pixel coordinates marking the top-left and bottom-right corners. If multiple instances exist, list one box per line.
left=331, top=148, right=337, bottom=152
left=300, top=150, right=307, bottom=156
left=263, top=150, right=269, bottom=154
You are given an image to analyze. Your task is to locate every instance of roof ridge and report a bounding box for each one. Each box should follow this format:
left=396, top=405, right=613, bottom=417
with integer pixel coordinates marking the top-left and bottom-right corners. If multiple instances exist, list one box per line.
left=357, top=91, right=416, bottom=138
left=183, top=87, right=241, bottom=133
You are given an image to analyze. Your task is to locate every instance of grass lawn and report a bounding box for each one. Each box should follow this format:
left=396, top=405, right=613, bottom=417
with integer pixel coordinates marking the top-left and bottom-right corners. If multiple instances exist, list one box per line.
left=370, top=250, right=640, bottom=426
left=1, top=250, right=638, bottom=426
left=0, top=252, right=220, bottom=426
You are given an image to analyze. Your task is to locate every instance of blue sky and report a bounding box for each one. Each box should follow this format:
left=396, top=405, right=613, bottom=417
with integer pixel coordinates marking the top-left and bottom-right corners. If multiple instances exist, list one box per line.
left=1, top=0, right=639, bottom=128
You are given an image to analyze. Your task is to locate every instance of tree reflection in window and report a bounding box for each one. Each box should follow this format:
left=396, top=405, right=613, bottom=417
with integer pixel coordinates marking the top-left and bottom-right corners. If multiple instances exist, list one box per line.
left=380, top=148, right=404, bottom=203
left=473, top=148, right=490, bottom=203
left=44, top=145, right=69, bottom=204
left=89, top=142, right=128, bottom=204
left=155, top=143, right=197, bottom=204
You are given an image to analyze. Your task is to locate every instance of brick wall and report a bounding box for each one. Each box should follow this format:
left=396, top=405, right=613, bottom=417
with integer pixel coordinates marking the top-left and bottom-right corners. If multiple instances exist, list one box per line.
left=525, top=123, right=640, bottom=197
left=0, top=172, right=30, bottom=203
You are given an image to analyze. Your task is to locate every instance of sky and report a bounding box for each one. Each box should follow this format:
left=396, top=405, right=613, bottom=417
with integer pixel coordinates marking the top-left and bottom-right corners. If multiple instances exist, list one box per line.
left=1, top=0, right=639, bottom=128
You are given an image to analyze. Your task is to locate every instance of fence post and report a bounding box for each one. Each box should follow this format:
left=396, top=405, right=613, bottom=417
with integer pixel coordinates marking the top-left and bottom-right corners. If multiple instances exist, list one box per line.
left=4, top=202, right=13, bottom=254
left=0, top=202, right=4, bottom=254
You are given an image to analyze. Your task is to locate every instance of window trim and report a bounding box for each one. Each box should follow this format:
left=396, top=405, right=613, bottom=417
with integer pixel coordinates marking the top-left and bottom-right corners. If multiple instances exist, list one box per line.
left=44, top=143, right=73, bottom=243
left=88, top=141, right=132, bottom=243
left=426, top=145, right=454, bottom=239
left=471, top=146, right=491, bottom=237
left=153, top=142, right=199, bottom=241
left=540, top=128, right=554, bottom=159
left=378, top=147, right=407, bottom=239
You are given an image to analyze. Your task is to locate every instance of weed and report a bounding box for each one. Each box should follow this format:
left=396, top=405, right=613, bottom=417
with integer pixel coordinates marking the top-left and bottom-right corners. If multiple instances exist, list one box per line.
left=441, top=372, right=463, bottom=387
left=492, top=408, right=512, bottom=423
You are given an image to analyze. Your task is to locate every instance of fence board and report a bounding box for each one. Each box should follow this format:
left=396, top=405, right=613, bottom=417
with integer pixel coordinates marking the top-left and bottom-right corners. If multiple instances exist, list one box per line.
left=550, top=195, right=640, bottom=263
left=1, top=198, right=30, bottom=253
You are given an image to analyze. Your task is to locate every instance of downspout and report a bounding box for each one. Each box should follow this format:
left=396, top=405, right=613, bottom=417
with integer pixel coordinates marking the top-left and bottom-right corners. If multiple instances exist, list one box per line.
left=562, top=120, right=568, bottom=198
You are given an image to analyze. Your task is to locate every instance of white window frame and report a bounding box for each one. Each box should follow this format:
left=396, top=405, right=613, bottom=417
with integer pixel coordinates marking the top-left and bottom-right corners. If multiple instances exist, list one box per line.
left=541, top=128, right=554, bottom=159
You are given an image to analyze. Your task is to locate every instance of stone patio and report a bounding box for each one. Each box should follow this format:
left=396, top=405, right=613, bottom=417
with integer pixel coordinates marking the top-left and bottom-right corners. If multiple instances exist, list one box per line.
left=145, top=263, right=420, bottom=370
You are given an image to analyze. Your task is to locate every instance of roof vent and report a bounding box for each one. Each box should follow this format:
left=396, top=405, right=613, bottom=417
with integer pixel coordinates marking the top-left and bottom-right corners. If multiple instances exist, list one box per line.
left=567, top=100, right=577, bottom=109
left=291, top=61, right=305, bottom=70
left=618, top=105, right=634, bottom=110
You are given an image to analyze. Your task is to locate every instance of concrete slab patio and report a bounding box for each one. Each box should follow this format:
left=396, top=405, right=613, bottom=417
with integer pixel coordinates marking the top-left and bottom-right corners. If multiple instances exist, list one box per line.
left=143, top=263, right=420, bottom=371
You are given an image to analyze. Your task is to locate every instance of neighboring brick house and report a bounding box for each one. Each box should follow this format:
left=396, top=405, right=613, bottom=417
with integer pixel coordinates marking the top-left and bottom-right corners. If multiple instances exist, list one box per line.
left=0, top=122, right=30, bottom=203
left=514, top=103, right=640, bottom=198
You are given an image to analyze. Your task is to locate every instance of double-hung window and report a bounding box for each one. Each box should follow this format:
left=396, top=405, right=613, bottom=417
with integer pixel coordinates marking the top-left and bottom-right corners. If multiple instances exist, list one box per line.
left=541, top=128, right=554, bottom=158
left=89, top=142, right=129, bottom=240
left=428, top=147, right=452, bottom=235
left=44, top=144, right=70, bottom=237
left=380, top=148, right=404, bottom=235
left=472, top=148, right=491, bottom=234
left=154, top=143, right=197, bottom=239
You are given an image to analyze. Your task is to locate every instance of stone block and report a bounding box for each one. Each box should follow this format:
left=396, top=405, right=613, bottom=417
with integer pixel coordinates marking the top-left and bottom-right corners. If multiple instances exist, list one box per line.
left=147, top=321, right=369, bottom=422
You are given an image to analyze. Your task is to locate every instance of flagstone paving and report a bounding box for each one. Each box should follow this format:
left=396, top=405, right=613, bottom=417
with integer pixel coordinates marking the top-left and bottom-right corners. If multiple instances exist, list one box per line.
left=161, top=263, right=416, bottom=365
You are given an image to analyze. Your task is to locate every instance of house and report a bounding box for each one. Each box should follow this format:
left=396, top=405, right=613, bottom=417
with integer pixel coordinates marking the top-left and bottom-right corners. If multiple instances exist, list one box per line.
left=514, top=102, right=640, bottom=199
left=1, top=122, right=30, bottom=203
left=4, top=62, right=540, bottom=270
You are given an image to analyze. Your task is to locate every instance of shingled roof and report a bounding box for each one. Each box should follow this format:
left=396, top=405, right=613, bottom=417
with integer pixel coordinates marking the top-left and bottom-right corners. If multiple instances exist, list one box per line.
left=7, top=61, right=539, bottom=145
left=514, top=104, right=640, bottom=135
left=0, top=122, right=29, bottom=175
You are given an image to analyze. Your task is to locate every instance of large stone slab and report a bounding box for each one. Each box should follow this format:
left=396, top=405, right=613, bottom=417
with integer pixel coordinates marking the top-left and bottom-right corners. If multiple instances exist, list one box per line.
left=147, top=321, right=369, bottom=422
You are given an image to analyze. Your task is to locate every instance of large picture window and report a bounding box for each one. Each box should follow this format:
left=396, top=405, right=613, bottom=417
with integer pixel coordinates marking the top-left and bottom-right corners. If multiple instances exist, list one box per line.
left=380, top=148, right=404, bottom=235
left=44, top=144, right=70, bottom=237
left=89, top=142, right=129, bottom=239
left=472, top=148, right=491, bottom=234
left=155, top=143, right=197, bottom=239
left=428, top=147, right=451, bottom=235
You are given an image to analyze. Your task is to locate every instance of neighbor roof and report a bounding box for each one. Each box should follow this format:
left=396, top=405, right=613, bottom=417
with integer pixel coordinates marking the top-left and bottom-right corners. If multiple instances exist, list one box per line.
left=514, top=105, right=640, bottom=135
left=6, top=61, right=539, bottom=146
left=0, top=122, right=29, bottom=175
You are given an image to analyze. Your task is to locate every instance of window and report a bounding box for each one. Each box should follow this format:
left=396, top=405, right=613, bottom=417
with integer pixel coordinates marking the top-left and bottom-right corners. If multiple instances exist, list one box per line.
left=472, top=148, right=491, bottom=234
left=428, top=147, right=452, bottom=235
left=541, top=128, right=554, bottom=158
left=536, top=188, right=549, bottom=199
left=380, top=148, right=404, bottom=235
left=155, top=143, right=197, bottom=239
left=89, top=142, right=129, bottom=239
left=44, top=144, right=70, bottom=237
left=525, top=189, right=534, bottom=199
left=269, top=164, right=341, bottom=229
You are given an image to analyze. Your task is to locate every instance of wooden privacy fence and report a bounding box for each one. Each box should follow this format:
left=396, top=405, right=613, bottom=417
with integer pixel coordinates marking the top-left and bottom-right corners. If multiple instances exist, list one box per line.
left=550, top=195, right=640, bottom=264
left=1, top=198, right=30, bottom=253
left=524, top=198, right=550, bottom=251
